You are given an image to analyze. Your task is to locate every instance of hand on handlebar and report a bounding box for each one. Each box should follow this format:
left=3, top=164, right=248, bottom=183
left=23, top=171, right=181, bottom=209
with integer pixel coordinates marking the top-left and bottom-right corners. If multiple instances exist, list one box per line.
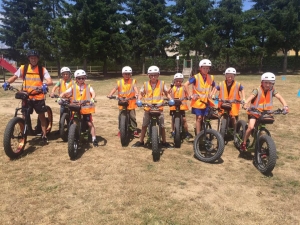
left=2, top=82, right=10, bottom=91
left=42, top=84, right=48, bottom=94
left=168, top=99, right=175, bottom=106
left=136, top=100, right=142, bottom=107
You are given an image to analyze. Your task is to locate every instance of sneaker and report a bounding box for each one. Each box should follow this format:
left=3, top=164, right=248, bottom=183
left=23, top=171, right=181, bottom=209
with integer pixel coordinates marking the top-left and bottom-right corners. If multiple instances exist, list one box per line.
left=185, top=132, right=193, bottom=140
left=132, top=141, right=144, bottom=147
left=240, top=142, right=247, bottom=152
left=133, top=130, right=139, bottom=138
left=161, top=142, right=173, bottom=148
left=93, top=140, right=98, bottom=147
left=41, top=136, right=49, bottom=145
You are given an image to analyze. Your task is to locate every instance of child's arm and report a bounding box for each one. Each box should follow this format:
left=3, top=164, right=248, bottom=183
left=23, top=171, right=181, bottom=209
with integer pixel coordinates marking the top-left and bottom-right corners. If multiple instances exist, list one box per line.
left=243, top=93, right=255, bottom=109
left=50, top=81, right=60, bottom=97
left=210, top=87, right=217, bottom=98
left=274, top=93, right=288, bottom=112
left=240, top=89, right=246, bottom=103
left=107, top=87, right=117, bottom=97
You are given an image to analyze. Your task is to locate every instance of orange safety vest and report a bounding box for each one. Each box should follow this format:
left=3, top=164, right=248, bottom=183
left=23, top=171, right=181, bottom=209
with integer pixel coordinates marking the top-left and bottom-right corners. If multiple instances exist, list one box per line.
left=143, top=80, right=165, bottom=111
left=169, top=86, right=189, bottom=111
left=117, top=78, right=137, bottom=110
left=21, top=65, right=45, bottom=100
left=59, top=79, right=72, bottom=94
left=191, top=73, right=215, bottom=109
left=72, top=83, right=95, bottom=114
left=218, top=81, right=241, bottom=116
left=247, top=86, right=274, bottom=118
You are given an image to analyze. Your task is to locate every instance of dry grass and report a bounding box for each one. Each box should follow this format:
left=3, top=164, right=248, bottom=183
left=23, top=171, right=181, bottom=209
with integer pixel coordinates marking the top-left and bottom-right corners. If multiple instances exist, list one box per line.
left=0, top=74, right=299, bottom=224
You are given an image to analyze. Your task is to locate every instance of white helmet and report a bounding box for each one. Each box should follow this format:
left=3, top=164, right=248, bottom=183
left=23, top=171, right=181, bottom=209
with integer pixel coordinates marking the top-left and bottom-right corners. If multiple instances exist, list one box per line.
left=174, top=73, right=184, bottom=80
left=74, top=69, right=87, bottom=78
left=225, top=67, right=236, bottom=75
left=60, top=67, right=71, bottom=74
left=122, top=66, right=132, bottom=73
left=261, top=72, right=275, bottom=82
left=147, top=65, right=160, bottom=74
left=199, top=59, right=212, bottom=67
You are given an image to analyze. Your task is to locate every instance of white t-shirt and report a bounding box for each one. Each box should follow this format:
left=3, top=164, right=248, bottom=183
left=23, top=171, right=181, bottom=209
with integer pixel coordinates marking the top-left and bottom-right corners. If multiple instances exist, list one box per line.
left=14, top=66, right=51, bottom=80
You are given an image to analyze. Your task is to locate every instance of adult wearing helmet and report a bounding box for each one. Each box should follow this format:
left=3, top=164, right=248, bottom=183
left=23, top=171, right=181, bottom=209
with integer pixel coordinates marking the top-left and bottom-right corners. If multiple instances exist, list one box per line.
left=184, top=59, right=216, bottom=135
left=107, top=66, right=139, bottom=138
left=60, top=69, right=99, bottom=147
left=2, top=49, right=53, bottom=144
left=239, top=72, right=289, bottom=152
left=50, top=66, right=73, bottom=132
left=211, top=67, right=245, bottom=129
left=132, top=65, right=173, bottom=148
left=168, top=73, right=193, bottom=140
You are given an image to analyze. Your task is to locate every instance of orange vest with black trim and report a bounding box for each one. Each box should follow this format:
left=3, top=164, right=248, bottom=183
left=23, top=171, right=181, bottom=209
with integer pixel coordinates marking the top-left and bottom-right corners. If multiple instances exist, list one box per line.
left=191, top=73, right=214, bottom=109
left=248, top=86, right=274, bottom=118
left=169, top=86, right=189, bottom=111
left=117, top=78, right=137, bottom=110
left=72, top=83, right=95, bottom=114
left=218, top=81, right=241, bottom=116
left=143, top=80, right=165, bottom=111
left=21, top=65, right=44, bottom=100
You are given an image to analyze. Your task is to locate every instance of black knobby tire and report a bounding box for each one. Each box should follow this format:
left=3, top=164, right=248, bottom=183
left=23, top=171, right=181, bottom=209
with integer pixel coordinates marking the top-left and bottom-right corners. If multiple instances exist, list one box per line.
left=68, top=123, right=79, bottom=160
left=234, top=120, right=247, bottom=150
left=60, top=113, right=70, bottom=142
left=219, top=118, right=227, bottom=140
left=193, top=129, right=225, bottom=163
left=3, top=117, right=27, bottom=159
left=36, top=106, right=53, bottom=134
left=174, top=117, right=181, bottom=148
left=151, top=125, right=160, bottom=162
left=120, top=113, right=129, bottom=146
left=253, top=135, right=277, bottom=175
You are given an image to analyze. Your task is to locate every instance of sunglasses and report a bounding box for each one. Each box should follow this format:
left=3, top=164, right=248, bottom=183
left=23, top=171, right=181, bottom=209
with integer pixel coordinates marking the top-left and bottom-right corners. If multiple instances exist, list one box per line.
left=76, top=77, right=86, bottom=80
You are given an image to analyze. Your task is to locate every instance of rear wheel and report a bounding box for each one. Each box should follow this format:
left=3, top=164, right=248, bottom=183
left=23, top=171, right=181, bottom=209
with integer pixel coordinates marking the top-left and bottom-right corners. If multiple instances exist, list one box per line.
left=234, top=120, right=247, bottom=151
left=68, top=123, right=79, bottom=160
left=219, top=118, right=227, bottom=140
left=151, top=125, right=160, bottom=162
left=174, top=117, right=181, bottom=148
left=3, top=117, right=27, bottom=159
left=120, top=113, right=129, bottom=146
left=253, top=135, right=277, bottom=175
left=193, top=129, right=225, bottom=163
left=60, top=113, right=70, bottom=142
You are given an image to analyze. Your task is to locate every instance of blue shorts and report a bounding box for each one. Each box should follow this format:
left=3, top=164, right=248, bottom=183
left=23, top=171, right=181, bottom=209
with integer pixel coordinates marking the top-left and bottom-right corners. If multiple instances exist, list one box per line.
left=191, top=107, right=209, bottom=116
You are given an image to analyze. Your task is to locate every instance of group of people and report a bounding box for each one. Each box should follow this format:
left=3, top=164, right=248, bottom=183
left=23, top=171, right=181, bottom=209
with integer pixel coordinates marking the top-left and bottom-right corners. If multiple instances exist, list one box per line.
left=2, top=50, right=289, bottom=152
left=107, top=59, right=289, bottom=152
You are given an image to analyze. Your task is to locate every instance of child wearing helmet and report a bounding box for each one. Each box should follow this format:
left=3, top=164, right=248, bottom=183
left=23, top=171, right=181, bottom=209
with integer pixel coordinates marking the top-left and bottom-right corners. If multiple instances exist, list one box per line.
left=132, top=65, right=173, bottom=148
left=2, top=49, right=53, bottom=144
left=184, top=59, right=216, bottom=135
left=107, top=66, right=139, bottom=138
left=50, top=67, right=73, bottom=131
left=59, top=69, right=99, bottom=147
left=240, top=72, right=289, bottom=152
left=168, top=73, right=193, bottom=140
left=211, top=67, right=245, bottom=129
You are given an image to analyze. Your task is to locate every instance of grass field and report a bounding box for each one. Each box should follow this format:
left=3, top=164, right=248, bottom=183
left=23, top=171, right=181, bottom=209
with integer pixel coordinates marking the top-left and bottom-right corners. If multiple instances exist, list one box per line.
left=0, top=74, right=299, bottom=224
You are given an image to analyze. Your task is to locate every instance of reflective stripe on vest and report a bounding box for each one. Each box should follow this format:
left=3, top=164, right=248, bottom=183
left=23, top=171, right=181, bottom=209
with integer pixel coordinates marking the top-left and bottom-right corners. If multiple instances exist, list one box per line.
left=249, top=86, right=273, bottom=117
left=170, top=86, right=188, bottom=111
left=191, top=73, right=214, bottom=109
left=72, top=83, right=95, bottom=114
left=21, top=65, right=44, bottom=100
left=117, top=78, right=137, bottom=110
left=219, top=81, right=241, bottom=116
left=59, top=79, right=72, bottom=94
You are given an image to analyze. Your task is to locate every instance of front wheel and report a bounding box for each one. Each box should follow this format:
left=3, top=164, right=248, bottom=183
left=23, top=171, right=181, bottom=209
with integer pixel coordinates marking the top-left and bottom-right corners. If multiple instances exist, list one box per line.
left=253, top=135, right=277, bottom=175
left=3, top=117, right=27, bottom=159
left=234, top=120, right=247, bottom=151
left=119, top=113, right=129, bottom=146
left=219, top=118, right=227, bottom=140
left=174, top=117, right=181, bottom=148
left=60, top=113, right=70, bottom=142
left=151, top=125, right=160, bottom=162
left=68, top=123, right=79, bottom=160
left=193, top=129, right=225, bottom=163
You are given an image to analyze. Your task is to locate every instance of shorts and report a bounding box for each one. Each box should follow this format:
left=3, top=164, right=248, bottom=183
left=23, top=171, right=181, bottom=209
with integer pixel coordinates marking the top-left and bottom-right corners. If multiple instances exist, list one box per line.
left=191, top=107, right=209, bottom=116
left=22, top=99, right=47, bottom=114
left=170, top=110, right=186, bottom=117
left=82, top=114, right=93, bottom=122
left=142, top=111, right=165, bottom=128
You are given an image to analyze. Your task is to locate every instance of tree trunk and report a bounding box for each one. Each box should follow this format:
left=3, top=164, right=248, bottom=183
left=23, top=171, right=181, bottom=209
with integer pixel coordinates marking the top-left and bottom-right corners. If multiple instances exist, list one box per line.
left=56, top=60, right=61, bottom=78
left=283, top=49, right=287, bottom=75
left=83, top=59, right=87, bottom=72
left=103, top=59, right=107, bottom=76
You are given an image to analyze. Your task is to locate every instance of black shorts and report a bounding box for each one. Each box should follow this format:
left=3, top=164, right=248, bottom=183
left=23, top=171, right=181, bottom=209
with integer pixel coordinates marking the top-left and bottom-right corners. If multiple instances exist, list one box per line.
left=22, top=100, right=47, bottom=114
left=82, top=114, right=93, bottom=122
left=170, top=110, right=186, bottom=117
